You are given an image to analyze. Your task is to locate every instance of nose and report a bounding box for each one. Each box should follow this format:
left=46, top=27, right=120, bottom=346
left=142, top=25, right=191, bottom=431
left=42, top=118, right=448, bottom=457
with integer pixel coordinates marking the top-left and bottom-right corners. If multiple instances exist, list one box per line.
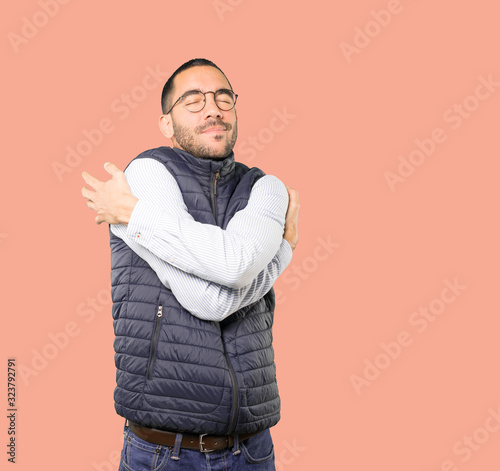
left=202, top=92, right=223, bottom=120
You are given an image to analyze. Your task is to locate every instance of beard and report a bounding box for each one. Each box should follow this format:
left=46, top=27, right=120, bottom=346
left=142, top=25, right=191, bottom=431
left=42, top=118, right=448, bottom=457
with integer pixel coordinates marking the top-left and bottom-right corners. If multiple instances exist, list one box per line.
left=172, top=118, right=238, bottom=159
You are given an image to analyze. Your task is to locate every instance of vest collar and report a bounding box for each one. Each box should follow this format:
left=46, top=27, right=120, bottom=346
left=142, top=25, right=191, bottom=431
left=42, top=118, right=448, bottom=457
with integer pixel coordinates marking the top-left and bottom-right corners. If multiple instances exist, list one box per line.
left=172, top=147, right=235, bottom=185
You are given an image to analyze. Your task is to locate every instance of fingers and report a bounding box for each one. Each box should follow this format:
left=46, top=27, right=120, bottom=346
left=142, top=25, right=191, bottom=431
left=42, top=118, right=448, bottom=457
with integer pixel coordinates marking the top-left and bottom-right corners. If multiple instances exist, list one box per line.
left=283, top=186, right=300, bottom=251
left=104, top=162, right=122, bottom=176
left=285, top=186, right=300, bottom=227
left=81, top=186, right=95, bottom=201
left=286, top=186, right=300, bottom=212
left=285, top=185, right=299, bottom=200
left=81, top=171, right=103, bottom=190
left=82, top=186, right=99, bottom=215
left=86, top=201, right=104, bottom=224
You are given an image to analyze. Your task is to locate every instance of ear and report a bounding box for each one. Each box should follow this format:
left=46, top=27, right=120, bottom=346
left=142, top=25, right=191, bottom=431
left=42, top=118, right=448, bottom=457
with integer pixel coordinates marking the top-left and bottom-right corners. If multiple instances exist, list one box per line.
left=159, top=114, right=174, bottom=139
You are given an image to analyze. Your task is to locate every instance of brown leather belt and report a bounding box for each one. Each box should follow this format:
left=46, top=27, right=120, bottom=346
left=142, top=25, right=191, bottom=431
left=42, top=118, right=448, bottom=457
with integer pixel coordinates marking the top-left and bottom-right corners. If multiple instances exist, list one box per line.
left=129, top=421, right=260, bottom=452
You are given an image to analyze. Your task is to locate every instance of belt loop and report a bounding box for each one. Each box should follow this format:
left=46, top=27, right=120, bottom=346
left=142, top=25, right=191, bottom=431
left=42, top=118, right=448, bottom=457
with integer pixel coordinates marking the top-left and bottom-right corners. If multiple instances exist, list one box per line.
left=232, top=433, right=241, bottom=455
left=171, top=433, right=183, bottom=461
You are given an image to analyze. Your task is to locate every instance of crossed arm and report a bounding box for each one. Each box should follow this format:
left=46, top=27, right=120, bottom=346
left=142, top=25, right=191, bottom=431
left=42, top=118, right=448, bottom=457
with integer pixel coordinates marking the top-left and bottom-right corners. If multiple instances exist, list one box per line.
left=81, top=161, right=300, bottom=320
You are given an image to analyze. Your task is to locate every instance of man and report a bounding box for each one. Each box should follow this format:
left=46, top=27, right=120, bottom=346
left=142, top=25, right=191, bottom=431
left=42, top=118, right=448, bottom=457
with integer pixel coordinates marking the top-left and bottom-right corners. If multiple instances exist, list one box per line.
left=81, top=58, right=299, bottom=470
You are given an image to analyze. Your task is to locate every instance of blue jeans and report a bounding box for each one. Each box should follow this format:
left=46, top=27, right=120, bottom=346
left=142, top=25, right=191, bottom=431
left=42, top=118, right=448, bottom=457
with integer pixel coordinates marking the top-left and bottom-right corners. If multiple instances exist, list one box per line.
left=117, top=423, right=275, bottom=470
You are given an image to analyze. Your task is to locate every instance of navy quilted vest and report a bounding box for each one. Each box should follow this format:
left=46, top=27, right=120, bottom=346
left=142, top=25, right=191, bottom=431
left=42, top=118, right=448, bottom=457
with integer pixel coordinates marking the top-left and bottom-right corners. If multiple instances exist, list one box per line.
left=109, top=146, right=280, bottom=435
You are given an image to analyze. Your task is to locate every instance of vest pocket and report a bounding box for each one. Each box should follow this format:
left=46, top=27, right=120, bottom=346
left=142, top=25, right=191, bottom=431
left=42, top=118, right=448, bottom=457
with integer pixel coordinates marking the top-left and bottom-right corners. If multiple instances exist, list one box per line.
left=146, top=304, right=163, bottom=380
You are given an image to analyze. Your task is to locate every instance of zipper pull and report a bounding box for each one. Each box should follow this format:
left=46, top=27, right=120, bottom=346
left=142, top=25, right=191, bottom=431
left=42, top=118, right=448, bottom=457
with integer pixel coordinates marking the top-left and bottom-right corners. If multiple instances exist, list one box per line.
left=157, top=305, right=163, bottom=318
left=214, top=171, right=220, bottom=196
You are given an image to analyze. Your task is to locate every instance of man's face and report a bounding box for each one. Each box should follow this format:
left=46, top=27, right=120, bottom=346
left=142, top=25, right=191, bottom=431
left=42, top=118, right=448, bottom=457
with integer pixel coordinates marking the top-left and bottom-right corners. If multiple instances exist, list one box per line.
left=166, top=66, right=238, bottom=159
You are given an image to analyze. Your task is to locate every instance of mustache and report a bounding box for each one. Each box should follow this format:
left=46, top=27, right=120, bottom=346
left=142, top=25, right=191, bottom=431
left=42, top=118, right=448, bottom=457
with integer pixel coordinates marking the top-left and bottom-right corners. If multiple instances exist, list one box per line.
left=196, top=119, right=232, bottom=133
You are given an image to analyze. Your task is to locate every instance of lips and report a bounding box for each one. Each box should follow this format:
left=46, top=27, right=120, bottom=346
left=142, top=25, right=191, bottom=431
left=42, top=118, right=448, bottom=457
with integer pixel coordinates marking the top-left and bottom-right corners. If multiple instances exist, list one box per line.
left=201, top=126, right=226, bottom=134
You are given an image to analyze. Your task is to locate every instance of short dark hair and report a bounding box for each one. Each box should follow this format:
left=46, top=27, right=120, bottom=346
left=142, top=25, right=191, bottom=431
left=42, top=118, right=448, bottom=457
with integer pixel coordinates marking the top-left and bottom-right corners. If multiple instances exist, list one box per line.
left=160, top=58, right=233, bottom=114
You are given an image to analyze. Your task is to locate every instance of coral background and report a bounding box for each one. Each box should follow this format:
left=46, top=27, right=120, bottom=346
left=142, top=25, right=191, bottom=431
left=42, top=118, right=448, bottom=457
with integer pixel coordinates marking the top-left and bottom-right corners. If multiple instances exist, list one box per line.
left=2, top=1, right=500, bottom=469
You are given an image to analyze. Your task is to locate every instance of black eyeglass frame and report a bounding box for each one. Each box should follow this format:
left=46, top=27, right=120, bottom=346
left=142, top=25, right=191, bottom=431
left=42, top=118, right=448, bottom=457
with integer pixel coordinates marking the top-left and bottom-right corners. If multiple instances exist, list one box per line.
left=165, top=89, right=238, bottom=115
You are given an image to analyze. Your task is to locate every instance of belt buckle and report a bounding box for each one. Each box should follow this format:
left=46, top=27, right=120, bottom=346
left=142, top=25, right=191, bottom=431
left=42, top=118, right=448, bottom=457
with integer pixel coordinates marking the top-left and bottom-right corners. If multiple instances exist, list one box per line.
left=199, top=434, right=215, bottom=453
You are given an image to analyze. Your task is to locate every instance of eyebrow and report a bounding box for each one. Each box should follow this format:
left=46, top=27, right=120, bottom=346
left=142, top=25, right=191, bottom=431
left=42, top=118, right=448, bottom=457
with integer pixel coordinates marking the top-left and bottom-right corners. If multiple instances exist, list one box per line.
left=181, top=89, right=204, bottom=98
left=181, top=88, right=233, bottom=97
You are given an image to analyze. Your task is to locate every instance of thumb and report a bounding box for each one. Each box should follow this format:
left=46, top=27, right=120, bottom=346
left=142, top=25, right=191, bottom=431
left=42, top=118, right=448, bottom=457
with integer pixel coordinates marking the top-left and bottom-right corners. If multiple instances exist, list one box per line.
left=104, top=162, right=122, bottom=176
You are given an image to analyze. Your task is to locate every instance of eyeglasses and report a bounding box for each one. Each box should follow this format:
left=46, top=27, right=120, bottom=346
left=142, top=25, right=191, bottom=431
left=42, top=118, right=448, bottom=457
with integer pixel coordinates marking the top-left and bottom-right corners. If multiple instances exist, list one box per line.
left=166, top=89, right=238, bottom=115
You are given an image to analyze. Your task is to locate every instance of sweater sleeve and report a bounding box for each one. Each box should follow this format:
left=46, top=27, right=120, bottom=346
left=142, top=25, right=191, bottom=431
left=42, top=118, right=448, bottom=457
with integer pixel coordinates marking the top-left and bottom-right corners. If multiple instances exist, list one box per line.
left=111, top=219, right=292, bottom=320
left=124, top=158, right=289, bottom=289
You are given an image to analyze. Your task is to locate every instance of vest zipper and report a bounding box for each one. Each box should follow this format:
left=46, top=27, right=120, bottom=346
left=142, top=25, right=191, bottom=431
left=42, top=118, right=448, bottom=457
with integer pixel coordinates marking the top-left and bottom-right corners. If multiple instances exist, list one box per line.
left=223, top=346, right=239, bottom=434
left=213, top=169, right=240, bottom=430
left=210, top=171, right=220, bottom=222
left=146, top=304, right=163, bottom=380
